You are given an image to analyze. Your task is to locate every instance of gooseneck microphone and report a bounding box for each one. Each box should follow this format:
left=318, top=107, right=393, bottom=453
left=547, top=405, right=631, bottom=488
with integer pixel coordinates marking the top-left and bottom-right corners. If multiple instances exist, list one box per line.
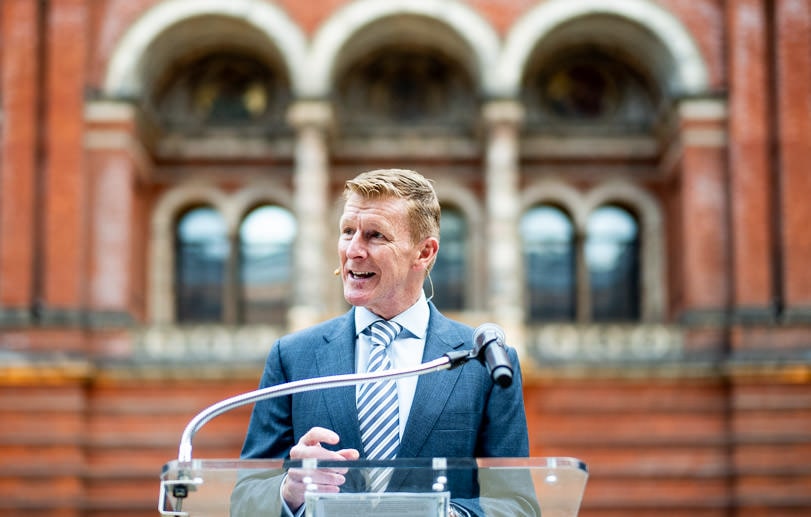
left=472, top=323, right=514, bottom=388
left=173, top=323, right=513, bottom=464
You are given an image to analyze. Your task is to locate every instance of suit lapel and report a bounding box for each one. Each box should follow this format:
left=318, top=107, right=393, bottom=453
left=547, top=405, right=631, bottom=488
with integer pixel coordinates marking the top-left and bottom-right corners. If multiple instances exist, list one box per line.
left=398, top=308, right=467, bottom=458
left=310, top=308, right=469, bottom=461
left=314, top=311, right=364, bottom=450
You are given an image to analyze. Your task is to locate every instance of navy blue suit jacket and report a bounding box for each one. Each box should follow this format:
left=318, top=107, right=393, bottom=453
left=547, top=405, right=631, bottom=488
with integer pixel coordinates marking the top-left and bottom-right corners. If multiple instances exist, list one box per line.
left=241, top=303, right=529, bottom=464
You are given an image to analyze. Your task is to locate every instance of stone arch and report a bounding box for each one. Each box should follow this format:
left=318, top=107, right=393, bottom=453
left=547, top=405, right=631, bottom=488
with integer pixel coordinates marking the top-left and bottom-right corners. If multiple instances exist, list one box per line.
left=497, top=0, right=709, bottom=98
left=305, top=0, right=500, bottom=98
left=103, top=0, right=307, bottom=98
left=521, top=179, right=587, bottom=230
left=229, top=182, right=296, bottom=225
left=583, top=180, right=662, bottom=228
left=435, top=180, right=483, bottom=231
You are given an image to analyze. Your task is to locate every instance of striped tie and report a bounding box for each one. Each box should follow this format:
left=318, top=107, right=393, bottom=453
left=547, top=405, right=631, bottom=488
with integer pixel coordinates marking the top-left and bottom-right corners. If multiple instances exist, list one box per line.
left=357, top=320, right=401, bottom=492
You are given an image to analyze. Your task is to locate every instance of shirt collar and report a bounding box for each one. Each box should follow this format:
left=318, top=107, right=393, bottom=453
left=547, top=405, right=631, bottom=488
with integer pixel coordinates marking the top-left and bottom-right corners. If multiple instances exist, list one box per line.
left=354, top=291, right=430, bottom=339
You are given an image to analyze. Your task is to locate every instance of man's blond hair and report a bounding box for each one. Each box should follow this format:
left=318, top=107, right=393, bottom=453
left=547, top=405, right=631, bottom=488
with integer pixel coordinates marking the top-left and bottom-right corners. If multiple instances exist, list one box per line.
left=344, top=168, right=441, bottom=245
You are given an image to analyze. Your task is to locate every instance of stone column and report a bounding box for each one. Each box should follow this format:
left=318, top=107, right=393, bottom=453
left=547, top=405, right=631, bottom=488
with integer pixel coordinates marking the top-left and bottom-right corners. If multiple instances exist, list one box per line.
left=287, top=100, right=333, bottom=331
left=482, top=100, right=525, bottom=352
left=574, top=230, right=589, bottom=323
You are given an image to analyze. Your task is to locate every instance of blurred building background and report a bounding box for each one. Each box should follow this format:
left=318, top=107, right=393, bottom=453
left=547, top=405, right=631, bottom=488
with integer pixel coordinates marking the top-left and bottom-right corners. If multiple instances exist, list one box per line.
left=1, top=0, right=810, bottom=515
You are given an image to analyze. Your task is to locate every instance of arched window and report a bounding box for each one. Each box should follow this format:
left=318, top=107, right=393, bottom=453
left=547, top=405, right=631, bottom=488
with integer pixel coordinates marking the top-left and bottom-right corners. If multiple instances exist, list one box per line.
left=522, top=205, right=576, bottom=322
left=173, top=203, right=296, bottom=325
left=523, top=46, right=659, bottom=134
left=335, top=45, right=476, bottom=134
left=151, top=51, right=290, bottom=135
left=239, top=205, right=296, bottom=325
left=427, top=206, right=466, bottom=311
left=586, top=205, right=640, bottom=321
left=175, top=207, right=229, bottom=322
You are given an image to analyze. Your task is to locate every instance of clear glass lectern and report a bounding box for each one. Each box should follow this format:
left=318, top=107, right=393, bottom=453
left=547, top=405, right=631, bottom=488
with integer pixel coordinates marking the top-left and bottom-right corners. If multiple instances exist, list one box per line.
left=159, top=456, right=588, bottom=517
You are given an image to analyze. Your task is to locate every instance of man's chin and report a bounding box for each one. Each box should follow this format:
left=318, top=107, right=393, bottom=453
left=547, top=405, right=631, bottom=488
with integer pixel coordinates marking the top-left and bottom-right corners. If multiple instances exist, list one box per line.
left=343, top=288, right=371, bottom=307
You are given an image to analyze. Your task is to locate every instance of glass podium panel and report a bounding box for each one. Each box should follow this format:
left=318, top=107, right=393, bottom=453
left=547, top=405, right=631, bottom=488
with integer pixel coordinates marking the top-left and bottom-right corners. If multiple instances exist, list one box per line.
left=159, top=457, right=588, bottom=517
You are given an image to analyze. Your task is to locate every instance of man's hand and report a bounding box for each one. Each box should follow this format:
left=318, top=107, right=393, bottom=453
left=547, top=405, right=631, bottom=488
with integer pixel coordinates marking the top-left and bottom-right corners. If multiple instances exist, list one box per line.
left=283, top=427, right=359, bottom=511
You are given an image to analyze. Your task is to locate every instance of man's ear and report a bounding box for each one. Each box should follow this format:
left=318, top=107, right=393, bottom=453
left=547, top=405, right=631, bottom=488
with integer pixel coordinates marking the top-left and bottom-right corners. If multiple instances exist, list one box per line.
left=414, top=237, right=439, bottom=269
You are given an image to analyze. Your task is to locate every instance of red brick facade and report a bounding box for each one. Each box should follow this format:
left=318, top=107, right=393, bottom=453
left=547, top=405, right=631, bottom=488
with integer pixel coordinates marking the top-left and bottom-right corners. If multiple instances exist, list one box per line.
left=2, top=1, right=810, bottom=515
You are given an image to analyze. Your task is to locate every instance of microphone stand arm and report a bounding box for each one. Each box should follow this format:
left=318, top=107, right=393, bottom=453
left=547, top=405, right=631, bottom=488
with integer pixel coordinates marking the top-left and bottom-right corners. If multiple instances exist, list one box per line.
left=177, top=350, right=472, bottom=463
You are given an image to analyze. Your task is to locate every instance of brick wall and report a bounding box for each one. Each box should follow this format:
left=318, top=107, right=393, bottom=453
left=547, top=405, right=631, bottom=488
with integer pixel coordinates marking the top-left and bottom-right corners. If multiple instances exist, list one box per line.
left=1, top=1, right=810, bottom=516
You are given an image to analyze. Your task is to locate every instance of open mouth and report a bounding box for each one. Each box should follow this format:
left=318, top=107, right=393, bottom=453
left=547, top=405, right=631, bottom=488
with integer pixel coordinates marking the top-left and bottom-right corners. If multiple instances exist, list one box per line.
left=349, top=270, right=375, bottom=279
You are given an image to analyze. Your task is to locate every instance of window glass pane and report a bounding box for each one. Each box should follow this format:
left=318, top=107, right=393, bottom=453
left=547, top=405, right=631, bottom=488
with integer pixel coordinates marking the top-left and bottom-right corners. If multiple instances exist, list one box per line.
left=240, top=205, right=296, bottom=325
left=426, top=207, right=466, bottom=310
left=521, top=206, right=576, bottom=322
left=586, top=206, right=640, bottom=321
left=175, top=207, right=228, bottom=322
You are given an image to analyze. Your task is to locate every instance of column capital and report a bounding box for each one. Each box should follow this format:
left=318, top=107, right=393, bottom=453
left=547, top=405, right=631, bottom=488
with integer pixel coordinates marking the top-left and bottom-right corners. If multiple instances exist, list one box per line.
left=287, top=100, right=334, bottom=130
left=481, top=99, right=525, bottom=126
left=675, top=97, right=727, bottom=121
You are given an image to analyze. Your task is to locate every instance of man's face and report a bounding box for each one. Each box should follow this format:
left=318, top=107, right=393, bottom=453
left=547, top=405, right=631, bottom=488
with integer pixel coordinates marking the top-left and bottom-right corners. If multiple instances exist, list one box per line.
left=338, top=193, right=434, bottom=319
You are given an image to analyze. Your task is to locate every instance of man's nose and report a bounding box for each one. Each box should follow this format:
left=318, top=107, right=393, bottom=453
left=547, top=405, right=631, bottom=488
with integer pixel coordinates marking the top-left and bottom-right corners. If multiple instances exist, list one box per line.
left=344, top=233, right=367, bottom=257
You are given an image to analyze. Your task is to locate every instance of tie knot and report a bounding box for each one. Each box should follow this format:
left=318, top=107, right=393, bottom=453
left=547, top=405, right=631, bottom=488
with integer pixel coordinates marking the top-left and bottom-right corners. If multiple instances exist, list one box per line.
left=370, top=320, right=401, bottom=349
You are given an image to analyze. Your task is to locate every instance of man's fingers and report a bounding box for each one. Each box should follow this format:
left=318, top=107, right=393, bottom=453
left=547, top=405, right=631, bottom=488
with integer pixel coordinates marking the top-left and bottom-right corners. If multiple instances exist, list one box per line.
left=337, top=448, right=360, bottom=460
left=291, top=445, right=345, bottom=460
left=299, top=426, right=339, bottom=447
left=290, top=427, right=362, bottom=461
left=288, top=469, right=346, bottom=487
left=282, top=428, right=356, bottom=511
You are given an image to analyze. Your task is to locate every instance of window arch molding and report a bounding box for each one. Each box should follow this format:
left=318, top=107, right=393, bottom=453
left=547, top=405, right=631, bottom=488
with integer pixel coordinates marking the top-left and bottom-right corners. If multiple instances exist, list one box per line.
left=229, top=183, right=295, bottom=224
left=521, top=180, right=586, bottom=228
left=103, top=0, right=307, bottom=99
left=149, top=181, right=294, bottom=323
left=496, top=0, right=709, bottom=98
left=305, top=0, right=499, bottom=98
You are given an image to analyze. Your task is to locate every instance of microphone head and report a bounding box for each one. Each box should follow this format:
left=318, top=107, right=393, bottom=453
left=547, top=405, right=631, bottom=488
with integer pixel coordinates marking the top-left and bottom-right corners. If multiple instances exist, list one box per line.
left=472, top=323, right=513, bottom=388
left=473, top=323, right=505, bottom=349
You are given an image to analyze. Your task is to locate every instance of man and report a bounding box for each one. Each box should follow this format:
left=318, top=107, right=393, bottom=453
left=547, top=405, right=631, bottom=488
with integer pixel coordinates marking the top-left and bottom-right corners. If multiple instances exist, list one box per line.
left=235, top=169, right=532, bottom=516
